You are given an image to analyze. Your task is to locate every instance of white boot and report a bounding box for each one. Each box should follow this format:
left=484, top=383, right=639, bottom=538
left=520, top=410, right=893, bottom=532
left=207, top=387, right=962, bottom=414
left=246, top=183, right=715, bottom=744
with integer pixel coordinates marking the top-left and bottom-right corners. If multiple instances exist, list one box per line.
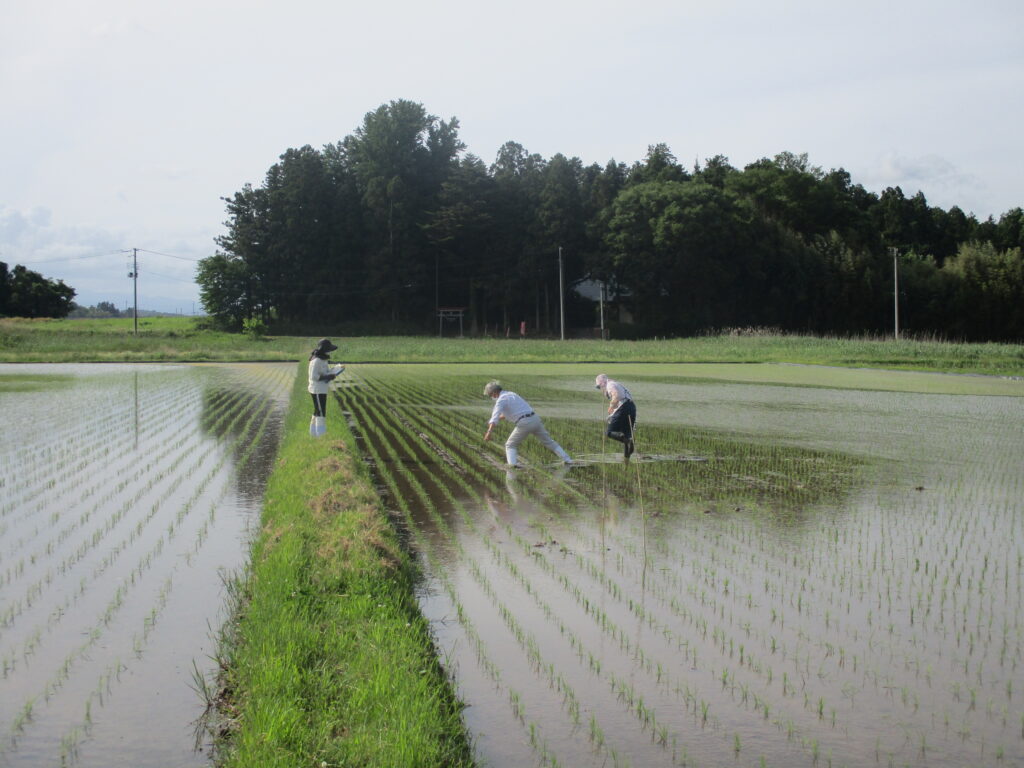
left=555, top=445, right=572, bottom=464
left=309, top=415, right=318, bottom=437
left=505, top=446, right=518, bottom=467
left=314, top=416, right=326, bottom=437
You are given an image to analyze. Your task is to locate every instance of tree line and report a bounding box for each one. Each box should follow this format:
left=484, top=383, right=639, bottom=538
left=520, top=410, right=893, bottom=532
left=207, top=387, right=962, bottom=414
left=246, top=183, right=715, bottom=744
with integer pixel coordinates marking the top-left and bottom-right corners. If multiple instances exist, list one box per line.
left=0, top=262, right=76, bottom=319
left=68, top=301, right=124, bottom=319
left=198, top=99, right=1024, bottom=341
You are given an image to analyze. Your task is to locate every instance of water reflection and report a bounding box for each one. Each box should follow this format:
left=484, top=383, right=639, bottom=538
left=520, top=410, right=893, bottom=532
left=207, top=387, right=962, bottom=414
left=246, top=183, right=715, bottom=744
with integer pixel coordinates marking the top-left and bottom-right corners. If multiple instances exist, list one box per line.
left=196, top=368, right=290, bottom=508
left=348, top=368, right=1024, bottom=768
left=0, top=362, right=292, bottom=768
left=133, top=368, right=139, bottom=449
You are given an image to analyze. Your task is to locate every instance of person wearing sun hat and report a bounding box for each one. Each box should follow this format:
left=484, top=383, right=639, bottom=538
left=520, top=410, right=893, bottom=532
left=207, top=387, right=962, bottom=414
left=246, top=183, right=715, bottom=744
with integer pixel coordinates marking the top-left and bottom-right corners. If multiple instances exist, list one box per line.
left=307, top=338, right=344, bottom=436
left=483, top=380, right=572, bottom=467
left=595, top=373, right=637, bottom=458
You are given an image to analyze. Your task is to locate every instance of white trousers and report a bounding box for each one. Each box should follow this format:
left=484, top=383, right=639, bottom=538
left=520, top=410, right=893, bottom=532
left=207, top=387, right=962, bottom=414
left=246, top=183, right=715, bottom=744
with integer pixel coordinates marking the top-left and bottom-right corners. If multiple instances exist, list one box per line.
left=505, top=413, right=571, bottom=465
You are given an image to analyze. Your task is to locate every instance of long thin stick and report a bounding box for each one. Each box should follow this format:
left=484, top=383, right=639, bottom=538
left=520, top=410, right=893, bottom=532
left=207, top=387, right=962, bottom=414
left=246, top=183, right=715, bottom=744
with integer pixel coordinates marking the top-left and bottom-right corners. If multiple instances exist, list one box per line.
left=600, top=404, right=609, bottom=550
left=629, top=413, right=647, bottom=589
left=601, top=419, right=608, bottom=500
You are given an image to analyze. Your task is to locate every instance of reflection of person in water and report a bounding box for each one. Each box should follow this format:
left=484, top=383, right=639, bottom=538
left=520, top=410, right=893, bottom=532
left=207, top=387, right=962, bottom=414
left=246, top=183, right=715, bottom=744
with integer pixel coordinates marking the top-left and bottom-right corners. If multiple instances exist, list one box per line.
left=505, top=465, right=569, bottom=507
left=483, top=483, right=516, bottom=529
left=504, top=469, right=524, bottom=507
left=480, top=472, right=523, bottom=531
left=595, top=374, right=637, bottom=458
left=483, top=380, right=572, bottom=467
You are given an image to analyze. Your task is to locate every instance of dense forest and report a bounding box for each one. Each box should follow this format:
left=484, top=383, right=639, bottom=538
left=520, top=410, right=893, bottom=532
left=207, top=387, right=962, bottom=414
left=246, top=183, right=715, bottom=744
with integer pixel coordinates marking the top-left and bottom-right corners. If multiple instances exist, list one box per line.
left=0, top=262, right=76, bottom=319
left=198, top=99, right=1024, bottom=341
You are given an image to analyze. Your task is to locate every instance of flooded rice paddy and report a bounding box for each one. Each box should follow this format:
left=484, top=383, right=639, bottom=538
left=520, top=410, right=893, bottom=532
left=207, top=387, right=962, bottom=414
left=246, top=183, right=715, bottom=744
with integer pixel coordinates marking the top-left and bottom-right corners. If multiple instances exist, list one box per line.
left=0, top=363, right=293, bottom=767
left=335, top=364, right=1023, bottom=768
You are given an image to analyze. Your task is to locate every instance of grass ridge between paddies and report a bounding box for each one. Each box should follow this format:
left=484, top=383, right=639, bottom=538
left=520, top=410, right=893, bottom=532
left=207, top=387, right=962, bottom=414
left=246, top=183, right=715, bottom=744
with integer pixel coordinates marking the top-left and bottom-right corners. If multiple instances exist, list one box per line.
left=213, top=364, right=472, bottom=768
left=2, top=317, right=1022, bottom=377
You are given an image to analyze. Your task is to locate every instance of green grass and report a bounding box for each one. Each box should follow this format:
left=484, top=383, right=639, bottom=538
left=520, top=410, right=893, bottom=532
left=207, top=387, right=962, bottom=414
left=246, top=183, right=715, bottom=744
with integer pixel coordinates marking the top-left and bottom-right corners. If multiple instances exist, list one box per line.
left=214, top=365, right=472, bottom=768
left=0, top=373, right=76, bottom=392
left=2, top=317, right=1022, bottom=376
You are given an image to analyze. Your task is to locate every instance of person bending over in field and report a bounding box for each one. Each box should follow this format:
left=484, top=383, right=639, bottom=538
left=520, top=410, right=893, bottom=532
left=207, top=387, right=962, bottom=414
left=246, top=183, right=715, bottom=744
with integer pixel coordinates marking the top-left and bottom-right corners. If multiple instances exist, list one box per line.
left=595, top=373, right=637, bottom=458
left=307, top=338, right=344, bottom=437
left=483, top=380, right=572, bottom=467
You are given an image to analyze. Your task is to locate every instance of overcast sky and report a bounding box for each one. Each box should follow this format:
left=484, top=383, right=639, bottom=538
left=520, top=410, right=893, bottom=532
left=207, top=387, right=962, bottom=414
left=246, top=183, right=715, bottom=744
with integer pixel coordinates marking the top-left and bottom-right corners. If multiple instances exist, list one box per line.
left=2, top=0, right=1021, bottom=313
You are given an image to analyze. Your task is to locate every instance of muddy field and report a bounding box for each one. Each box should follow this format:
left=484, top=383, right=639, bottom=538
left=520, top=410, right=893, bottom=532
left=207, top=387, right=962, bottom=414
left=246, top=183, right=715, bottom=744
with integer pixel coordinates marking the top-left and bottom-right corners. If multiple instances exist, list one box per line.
left=335, top=363, right=1024, bottom=768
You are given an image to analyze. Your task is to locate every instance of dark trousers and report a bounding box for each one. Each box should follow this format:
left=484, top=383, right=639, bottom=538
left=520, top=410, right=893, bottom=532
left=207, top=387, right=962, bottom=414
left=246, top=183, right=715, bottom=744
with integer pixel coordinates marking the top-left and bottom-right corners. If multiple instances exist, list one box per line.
left=606, top=400, right=636, bottom=442
left=311, top=393, right=327, bottom=417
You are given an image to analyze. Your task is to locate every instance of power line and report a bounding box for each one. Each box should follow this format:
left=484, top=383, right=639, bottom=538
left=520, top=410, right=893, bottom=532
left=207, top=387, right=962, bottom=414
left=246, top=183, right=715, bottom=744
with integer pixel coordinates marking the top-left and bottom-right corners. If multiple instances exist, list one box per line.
left=11, top=247, right=203, bottom=266
left=13, top=250, right=125, bottom=265
left=143, top=268, right=198, bottom=283
left=136, top=248, right=202, bottom=262
left=14, top=249, right=202, bottom=283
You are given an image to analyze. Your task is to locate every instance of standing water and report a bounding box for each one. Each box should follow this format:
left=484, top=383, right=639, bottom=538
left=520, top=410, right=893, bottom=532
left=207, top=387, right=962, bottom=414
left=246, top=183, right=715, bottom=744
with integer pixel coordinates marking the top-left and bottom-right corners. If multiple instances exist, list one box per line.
left=336, top=364, right=1024, bottom=768
left=0, top=363, right=293, bottom=767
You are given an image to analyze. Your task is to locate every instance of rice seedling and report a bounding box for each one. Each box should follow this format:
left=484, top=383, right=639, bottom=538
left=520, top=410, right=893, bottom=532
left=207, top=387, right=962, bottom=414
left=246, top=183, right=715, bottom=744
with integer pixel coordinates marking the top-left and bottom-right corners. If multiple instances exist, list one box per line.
left=0, top=363, right=295, bottom=766
left=339, top=380, right=727, bottom=764
left=328, top=362, right=1024, bottom=767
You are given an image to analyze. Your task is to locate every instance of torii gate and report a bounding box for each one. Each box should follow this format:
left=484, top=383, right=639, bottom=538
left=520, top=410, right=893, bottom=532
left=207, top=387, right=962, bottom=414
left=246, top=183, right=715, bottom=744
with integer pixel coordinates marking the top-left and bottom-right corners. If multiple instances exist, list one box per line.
left=437, top=307, right=466, bottom=338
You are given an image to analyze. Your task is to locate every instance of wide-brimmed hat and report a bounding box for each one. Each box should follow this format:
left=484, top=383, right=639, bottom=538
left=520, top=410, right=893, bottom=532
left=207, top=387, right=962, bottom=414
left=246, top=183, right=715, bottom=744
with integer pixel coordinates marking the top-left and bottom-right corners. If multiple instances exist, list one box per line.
left=316, top=338, right=338, bottom=353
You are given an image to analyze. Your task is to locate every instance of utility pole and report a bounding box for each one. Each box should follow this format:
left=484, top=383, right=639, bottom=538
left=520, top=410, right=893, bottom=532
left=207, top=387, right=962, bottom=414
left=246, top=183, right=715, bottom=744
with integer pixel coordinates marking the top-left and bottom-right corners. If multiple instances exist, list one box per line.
left=599, top=280, right=605, bottom=339
left=127, top=248, right=139, bottom=335
left=890, top=246, right=899, bottom=340
left=558, top=246, right=565, bottom=341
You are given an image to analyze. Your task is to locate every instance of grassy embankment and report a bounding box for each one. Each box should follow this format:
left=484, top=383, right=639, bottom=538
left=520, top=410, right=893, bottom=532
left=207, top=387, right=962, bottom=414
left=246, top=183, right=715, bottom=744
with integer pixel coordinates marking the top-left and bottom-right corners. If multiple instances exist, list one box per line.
left=215, top=366, right=472, bottom=767
left=2, top=316, right=1023, bottom=375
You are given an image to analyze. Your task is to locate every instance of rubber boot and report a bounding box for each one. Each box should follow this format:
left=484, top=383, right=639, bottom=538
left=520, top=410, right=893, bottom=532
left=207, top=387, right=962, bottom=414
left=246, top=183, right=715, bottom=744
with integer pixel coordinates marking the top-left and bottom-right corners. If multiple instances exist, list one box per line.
left=624, top=438, right=635, bottom=459
left=310, top=415, right=318, bottom=437
left=506, top=446, right=518, bottom=467
left=314, top=416, right=326, bottom=437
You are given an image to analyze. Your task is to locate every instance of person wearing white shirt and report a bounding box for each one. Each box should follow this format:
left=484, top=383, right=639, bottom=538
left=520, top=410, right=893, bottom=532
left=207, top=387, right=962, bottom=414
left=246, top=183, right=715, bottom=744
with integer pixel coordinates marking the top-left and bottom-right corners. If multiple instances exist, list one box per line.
left=595, top=373, right=636, bottom=458
left=307, top=338, right=345, bottom=436
left=483, top=380, right=572, bottom=467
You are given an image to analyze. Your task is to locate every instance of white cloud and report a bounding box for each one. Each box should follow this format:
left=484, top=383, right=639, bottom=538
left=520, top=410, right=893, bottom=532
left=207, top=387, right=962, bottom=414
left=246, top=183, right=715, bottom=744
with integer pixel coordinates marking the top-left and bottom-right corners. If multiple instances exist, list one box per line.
left=1, top=206, right=120, bottom=260
left=857, top=152, right=981, bottom=204
left=0, top=205, right=203, bottom=313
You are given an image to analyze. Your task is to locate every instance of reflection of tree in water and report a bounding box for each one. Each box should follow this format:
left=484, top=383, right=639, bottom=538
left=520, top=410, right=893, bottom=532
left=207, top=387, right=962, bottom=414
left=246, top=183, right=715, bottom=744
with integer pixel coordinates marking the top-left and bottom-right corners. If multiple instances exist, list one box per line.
left=197, top=385, right=253, bottom=440
left=197, top=375, right=287, bottom=508
left=234, top=413, right=285, bottom=506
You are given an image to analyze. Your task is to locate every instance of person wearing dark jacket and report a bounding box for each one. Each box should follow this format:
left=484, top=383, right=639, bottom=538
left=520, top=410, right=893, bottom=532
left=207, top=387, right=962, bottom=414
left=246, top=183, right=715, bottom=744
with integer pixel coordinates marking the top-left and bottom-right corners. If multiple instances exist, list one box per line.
left=595, top=373, right=637, bottom=458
